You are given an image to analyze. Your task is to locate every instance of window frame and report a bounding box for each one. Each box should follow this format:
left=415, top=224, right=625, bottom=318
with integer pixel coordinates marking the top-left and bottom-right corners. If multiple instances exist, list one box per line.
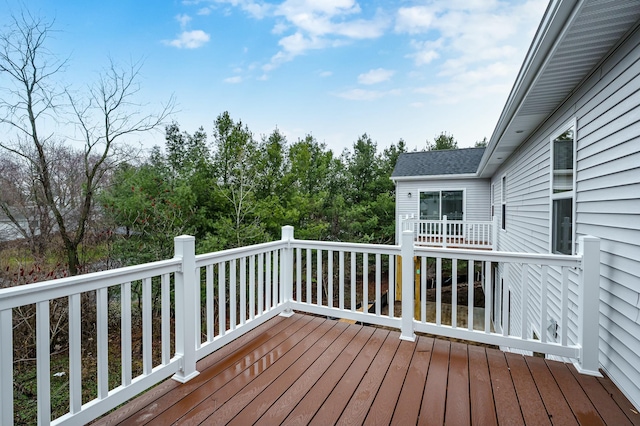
left=418, top=189, right=466, bottom=221
left=549, top=119, right=577, bottom=254
left=501, top=174, right=507, bottom=230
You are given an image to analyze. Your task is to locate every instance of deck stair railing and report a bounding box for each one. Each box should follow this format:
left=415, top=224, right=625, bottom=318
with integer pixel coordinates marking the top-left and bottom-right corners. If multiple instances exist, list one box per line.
left=0, top=227, right=601, bottom=425
left=400, top=214, right=497, bottom=249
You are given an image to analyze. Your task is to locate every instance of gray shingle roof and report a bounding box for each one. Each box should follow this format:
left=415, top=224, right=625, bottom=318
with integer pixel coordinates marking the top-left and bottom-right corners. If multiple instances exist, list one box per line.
left=391, top=147, right=485, bottom=178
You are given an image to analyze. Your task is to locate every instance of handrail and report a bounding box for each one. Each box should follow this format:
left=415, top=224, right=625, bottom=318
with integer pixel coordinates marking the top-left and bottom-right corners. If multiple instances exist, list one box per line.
left=0, top=258, right=181, bottom=311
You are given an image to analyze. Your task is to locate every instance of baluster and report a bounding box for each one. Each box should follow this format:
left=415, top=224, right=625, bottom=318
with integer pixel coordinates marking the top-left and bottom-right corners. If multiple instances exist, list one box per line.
left=219, top=262, right=226, bottom=336
left=421, top=256, right=427, bottom=323
left=328, top=251, right=334, bottom=309
left=468, top=260, right=474, bottom=331
left=195, top=268, right=201, bottom=349
left=317, top=249, right=323, bottom=306
left=142, top=278, right=152, bottom=374
left=339, top=251, right=345, bottom=311
left=206, top=265, right=214, bottom=342
left=240, top=257, right=246, bottom=325
left=363, top=253, right=368, bottom=314
left=375, top=254, right=381, bottom=316
left=436, top=257, right=442, bottom=326
left=36, top=300, right=51, bottom=424
left=258, top=255, right=264, bottom=315
left=230, top=259, right=237, bottom=330
left=306, top=249, right=311, bottom=304
left=540, top=265, right=548, bottom=343
left=452, top=260, right=457, bottom=328
left=521, top=264, right=529, bottom=339
left=69, top=293, right=82, bottom=413
left=389, top=255, right=395, bottom=318
left=162, top=273, right=172, bottom=361
left=296, top=248, right=302, bottom=303
left=485, top=261, right=492, bottom=333
left=273, top=250, right=279, bottom=307
left=351, top=252, right=356, bottom=311
left=561, top=266, right=569, bottom=346
left=249, top=256, right=255, bottom=321
left=266, top=252, right=272, bottom=310
left=121, top=283, right=132, bottom=386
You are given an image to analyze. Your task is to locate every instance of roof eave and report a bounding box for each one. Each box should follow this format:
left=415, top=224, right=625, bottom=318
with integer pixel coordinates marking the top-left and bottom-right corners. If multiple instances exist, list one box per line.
left=391, top=173, right=479, bottom=182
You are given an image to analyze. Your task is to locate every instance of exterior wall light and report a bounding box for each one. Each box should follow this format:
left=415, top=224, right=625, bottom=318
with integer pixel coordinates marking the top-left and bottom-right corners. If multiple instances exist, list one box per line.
left=408, top=192, right=412, bottom=198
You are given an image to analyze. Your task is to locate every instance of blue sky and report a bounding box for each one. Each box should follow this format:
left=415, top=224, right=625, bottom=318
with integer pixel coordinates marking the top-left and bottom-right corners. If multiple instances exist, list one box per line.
left=2, top=0, right=549, bottom=154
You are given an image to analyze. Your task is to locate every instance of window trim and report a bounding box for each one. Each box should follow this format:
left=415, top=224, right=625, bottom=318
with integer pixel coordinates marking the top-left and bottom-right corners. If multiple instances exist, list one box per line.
left=549, top=118, right=577, bottom=254
left=500, top=174, right=507, bottom=231
left=418, top=188, right=466, bottom=221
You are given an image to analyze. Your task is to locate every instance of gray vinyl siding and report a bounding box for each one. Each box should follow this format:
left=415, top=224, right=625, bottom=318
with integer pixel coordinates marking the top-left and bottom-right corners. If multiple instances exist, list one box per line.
left=394, top=178, right=490, bottom=242
left=493, top=26, right=640, bottom=408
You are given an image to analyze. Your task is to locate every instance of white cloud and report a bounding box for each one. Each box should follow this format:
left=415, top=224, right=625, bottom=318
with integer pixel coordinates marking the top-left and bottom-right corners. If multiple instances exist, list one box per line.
left=400, top=0, right=547, bottom=104
left=197, top=7, right=212, bottom=15
left=224, top=76, right=243, bottom=83
left=165, top=30, right=211, bottom=49
left=395, top=6, right=435, bottom=34
left=334, top=88, right=400, bottom=101
left=357, top=68, right=394, bottom=85
left=176, top=13, right=192, bottom=29
left=319, top=70, right=332, bottom=77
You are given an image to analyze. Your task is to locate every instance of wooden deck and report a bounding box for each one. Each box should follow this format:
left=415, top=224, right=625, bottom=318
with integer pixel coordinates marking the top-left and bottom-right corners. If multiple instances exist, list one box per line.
left=94, top=313, right=639, bottom=425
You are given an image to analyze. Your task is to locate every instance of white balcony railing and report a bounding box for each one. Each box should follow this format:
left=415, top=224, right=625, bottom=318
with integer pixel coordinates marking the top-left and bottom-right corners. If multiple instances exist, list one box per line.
left=400, top=215, right=497, bottom=249
left=0, top=227, right=601, bottom=425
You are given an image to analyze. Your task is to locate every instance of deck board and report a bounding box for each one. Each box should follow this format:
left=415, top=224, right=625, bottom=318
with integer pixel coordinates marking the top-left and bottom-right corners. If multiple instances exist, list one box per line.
left=93, top=314, right=640, bottom=426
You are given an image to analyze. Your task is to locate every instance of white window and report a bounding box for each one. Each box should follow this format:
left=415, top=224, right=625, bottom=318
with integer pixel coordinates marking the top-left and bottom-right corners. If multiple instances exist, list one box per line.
left=501, top=175, right=506, bottom=230
left=419, top=190, right=464, bottom=220
left=550, top=121, right=576, bottom=254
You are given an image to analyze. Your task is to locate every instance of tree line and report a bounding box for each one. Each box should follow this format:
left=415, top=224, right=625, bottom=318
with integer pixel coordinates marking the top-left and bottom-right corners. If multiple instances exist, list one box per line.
left=101, top=112, right=407, bottom=266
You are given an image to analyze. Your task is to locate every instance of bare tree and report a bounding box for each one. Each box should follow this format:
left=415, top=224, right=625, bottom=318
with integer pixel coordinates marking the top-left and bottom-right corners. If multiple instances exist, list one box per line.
left=0, top=12, right=174, bottom=275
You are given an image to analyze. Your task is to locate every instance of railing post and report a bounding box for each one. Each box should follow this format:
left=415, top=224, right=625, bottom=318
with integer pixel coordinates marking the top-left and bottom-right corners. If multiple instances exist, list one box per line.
left=400, top=230, right=416, bottom=341
left=280, top=226, right=295, bottom=317
left=575, top=236, right=602, bottom=376
left=492, top=215, right=498, bottom=250
left=172, top=235, right=200, bottom=383
left=0, top=309, right=13, bottom=425
left=442, top=215, right=448, bottom=249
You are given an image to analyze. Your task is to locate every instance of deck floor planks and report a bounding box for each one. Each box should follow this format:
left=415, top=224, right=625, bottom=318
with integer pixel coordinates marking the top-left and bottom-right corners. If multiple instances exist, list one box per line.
left=308, top=328, right=390, bottom=425
left=505, top=352, right=552, bottom=426
left=226, top=321, right=350, bottom=425
left=525, top=356, right=578, bottom=425
left=363, top=339, right=415, bottom=426
left=254, top=322, right=361, bottom=425
left=568, top=364, right=635, bottom=426
left=281, top=325, right=375, bottom=425
left=150, top=314, right=321, bottom=425
left=390, top=336, right=434, bottom=425
left=336, top=331, right=401, bottom=425
left=468, top=344, right=498, bottom=425
left=486, top=348, right=524, bottom=426
left=175, top=317, right=336, bottom=424
left=597, top=374, right=640, bottom=425
left=545, top=360, right=606, bottom=425
left=93, top=314, right=640, bottom=426
left=95, top=313, right=295, bottom=426
left=444, top=341, right=471, bottom=425
left=419, top=338, right=451, bottom=425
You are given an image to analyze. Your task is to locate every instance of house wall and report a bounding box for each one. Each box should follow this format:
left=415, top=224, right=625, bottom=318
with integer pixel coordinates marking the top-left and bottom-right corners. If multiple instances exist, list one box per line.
left=394, top=178, right=491, bottom=243
left=493, top=25, right=640, bottom=408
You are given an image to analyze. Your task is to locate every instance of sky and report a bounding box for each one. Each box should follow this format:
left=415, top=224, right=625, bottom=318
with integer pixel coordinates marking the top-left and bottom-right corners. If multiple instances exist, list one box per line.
left=1, top=0, right=549, bottom=154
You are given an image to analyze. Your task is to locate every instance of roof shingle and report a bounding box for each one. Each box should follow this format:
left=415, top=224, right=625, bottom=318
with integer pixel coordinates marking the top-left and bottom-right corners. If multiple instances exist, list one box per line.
left=391, top=147, right=485, bottom=178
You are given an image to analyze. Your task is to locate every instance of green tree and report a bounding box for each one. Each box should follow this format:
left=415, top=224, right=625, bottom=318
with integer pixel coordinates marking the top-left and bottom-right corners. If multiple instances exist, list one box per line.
left=427, top=132, right=458, bottom=150
left=475, top=137, right=488, bottom=147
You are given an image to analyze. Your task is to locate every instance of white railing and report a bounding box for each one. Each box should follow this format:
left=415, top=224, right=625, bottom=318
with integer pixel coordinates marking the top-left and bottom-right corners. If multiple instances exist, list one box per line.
left=0, top=226, right=601, bottom=425
left=400, top=215, right=497, bottom=249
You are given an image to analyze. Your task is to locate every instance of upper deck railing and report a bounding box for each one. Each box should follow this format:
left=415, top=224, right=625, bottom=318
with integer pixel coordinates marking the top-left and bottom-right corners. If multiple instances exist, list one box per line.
left=0, top=227, right=601, bottom=425
left=400, top=215, right=497, bottom=249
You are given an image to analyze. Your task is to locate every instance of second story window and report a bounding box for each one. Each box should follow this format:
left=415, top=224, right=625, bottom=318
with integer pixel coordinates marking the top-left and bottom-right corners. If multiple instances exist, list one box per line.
left=550, top=123, right=575, bottom=254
